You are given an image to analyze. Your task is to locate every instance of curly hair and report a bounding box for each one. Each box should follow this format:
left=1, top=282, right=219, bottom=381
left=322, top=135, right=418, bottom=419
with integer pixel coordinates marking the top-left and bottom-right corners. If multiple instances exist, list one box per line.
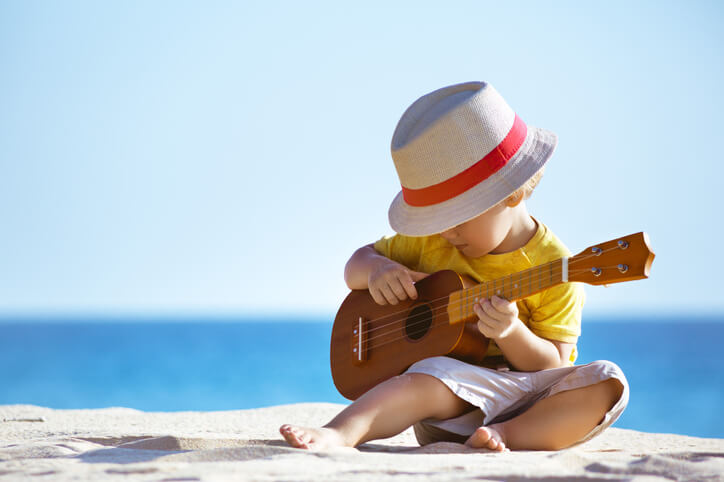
left=505, top=166, right=545, bottom=207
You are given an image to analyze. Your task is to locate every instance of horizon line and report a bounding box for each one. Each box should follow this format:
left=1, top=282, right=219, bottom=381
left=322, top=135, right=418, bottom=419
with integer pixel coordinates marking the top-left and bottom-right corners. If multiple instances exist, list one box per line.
left=0, top=310, right=721, bottom=323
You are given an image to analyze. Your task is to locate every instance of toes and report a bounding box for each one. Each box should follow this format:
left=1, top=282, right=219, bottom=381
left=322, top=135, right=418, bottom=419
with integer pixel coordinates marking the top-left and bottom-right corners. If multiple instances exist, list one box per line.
left=280, top=425, right=307, bottom=448
left=279, top=425, right=345, bottom=450
left=486, top=433, right=505, bottom=452
left=476, top=427, right=492, bottom=444
left=279, top=424, right=296, bottom=438
left=464, top=427, right=487, bottom=447
left=465, top=427, right=506, bottom=452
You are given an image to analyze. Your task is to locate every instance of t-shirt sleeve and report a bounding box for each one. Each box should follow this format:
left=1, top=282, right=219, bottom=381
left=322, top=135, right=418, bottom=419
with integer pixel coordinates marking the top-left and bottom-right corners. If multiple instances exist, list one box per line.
left=528, top=282, right=585, bottom=344
left=373, top=234, right=422, bottom=271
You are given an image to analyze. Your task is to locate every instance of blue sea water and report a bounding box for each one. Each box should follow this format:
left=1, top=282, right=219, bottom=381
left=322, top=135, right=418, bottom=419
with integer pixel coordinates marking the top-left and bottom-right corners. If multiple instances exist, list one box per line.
left=0, top=316, right=722, bottom=439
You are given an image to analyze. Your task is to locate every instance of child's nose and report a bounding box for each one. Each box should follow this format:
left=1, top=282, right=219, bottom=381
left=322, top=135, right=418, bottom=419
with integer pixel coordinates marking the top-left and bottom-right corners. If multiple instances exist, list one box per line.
left=440, top=229, right=457, bottom=240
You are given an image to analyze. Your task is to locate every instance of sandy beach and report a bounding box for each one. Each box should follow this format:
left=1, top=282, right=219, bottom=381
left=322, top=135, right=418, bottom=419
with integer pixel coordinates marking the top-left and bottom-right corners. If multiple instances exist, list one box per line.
left=1, top=402, right=722, bottom=481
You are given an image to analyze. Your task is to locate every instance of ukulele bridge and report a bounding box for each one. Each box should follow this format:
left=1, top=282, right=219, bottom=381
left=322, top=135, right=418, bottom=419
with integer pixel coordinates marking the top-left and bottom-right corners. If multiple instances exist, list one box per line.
left=351, top=317, right=368, bottom=365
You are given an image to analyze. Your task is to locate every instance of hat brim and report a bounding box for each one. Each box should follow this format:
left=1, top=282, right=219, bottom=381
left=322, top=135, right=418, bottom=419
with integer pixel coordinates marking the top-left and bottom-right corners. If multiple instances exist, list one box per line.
left=388, top=126, right=557, bottom=236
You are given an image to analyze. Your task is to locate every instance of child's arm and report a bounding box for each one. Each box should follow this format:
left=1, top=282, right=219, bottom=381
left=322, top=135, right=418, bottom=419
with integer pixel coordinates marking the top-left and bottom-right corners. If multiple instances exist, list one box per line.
left=473, top=296, right=573, bottom=370
left=344, top=244, right=428, bottom=306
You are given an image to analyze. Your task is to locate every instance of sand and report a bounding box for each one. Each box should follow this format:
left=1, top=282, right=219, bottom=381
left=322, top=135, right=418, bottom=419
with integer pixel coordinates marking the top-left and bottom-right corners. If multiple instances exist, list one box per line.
left=1, top=403, right=722, bottom=481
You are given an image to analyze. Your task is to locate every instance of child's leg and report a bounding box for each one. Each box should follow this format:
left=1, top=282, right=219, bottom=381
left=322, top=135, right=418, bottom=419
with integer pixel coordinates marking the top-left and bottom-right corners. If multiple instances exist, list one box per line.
left=466, top=378, right=624, bottom=451
left=280, top=373, right=476, bottom=449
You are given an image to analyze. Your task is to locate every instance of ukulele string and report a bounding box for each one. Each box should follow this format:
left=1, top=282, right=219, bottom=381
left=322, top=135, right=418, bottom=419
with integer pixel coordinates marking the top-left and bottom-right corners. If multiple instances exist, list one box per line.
left=361, top=264, right=566, bottom=342
left=366, top=316, right=468, bottom=352
left=360, top=263, right=624, bottom=347
left=351, top=240, right=635, bottom=352
left=362, top=267, right=590, bottom=348
left=361, top=265, right=624, bottom=353
left=360, top=263, right=611, bottom=344
left=358, top=241, right=624, bottom=341
left=355, top=243, right=623, bottom=334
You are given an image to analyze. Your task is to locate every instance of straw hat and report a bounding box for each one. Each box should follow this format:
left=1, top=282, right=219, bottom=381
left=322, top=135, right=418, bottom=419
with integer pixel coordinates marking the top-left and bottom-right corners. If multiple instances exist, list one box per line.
left=388, top=81, right=557, bottom=236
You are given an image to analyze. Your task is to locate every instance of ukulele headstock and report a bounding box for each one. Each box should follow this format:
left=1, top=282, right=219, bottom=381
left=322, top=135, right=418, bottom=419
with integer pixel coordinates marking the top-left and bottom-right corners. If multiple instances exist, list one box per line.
left=568, top=232, right=655, bottom=286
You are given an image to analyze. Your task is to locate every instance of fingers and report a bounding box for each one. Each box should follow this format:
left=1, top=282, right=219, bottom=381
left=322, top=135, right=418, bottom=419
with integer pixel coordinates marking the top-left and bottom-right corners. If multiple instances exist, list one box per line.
left=491, top=295, right=517, bottom=313
left=475, top=303, right=500, bottom=334
left=473, top=297, right=499, bottom=323
left=400, top=272, right=420, bottom=301
left=376, top=284, right=399, bottom=305
left=374, top=278, right=407, bottom=305
left=388, top=275, right=412, bottom=303
left=369, top=268, right=422, bottom=305
left=371, top=293, right=390, bottom=306
left=474, top=296, right=520, bottom=340
left=479, top=296, right=517, bottom=321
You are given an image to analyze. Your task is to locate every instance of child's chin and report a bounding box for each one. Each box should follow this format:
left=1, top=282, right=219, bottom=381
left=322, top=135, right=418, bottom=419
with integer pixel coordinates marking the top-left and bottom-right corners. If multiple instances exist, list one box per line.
left=461, top=247, right=481, bottom=258
left=458, top=245, right=479, bottom=256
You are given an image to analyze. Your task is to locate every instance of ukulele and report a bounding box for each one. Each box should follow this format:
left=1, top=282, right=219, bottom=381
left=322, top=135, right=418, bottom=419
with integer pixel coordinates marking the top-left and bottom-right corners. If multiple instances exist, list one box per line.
left=330, top=232, right=655, bottom=400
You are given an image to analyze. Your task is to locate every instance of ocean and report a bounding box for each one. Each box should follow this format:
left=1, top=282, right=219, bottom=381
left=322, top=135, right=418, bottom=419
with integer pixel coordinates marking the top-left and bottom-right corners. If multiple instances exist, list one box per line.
left=0, top=316, right=722, bottom=439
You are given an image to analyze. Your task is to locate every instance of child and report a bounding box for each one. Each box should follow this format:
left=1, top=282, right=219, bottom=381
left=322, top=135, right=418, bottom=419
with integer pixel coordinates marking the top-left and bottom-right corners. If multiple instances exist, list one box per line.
left=280, top=81, right=628, bottom=451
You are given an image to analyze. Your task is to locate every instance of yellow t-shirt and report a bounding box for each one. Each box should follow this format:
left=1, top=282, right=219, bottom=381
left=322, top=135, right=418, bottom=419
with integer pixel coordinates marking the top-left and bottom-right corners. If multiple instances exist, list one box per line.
left=373, top=218, right=585, bottom=365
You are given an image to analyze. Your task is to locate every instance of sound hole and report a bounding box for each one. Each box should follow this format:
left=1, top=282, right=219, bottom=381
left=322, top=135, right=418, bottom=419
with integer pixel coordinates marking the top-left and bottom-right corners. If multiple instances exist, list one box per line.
left=405, top=304, right=432, bottom=340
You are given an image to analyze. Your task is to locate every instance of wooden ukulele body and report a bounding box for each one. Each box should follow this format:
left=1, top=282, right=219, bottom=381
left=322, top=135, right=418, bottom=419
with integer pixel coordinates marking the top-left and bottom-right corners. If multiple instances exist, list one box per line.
left=330, top=270, right=490, bottom=400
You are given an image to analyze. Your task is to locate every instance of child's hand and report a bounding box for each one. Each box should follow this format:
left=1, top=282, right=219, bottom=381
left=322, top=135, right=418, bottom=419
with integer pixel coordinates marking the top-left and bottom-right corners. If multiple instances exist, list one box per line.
left=473, top=296, right=522, bottom=340
left=368, top=260, right=428, bottom=305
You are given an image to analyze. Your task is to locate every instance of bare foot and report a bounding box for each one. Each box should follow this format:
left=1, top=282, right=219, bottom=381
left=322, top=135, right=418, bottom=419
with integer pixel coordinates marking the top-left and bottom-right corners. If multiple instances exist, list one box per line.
left=279, top=424, right=348, bottom=450
left=464, top=425, right=508, bottom=452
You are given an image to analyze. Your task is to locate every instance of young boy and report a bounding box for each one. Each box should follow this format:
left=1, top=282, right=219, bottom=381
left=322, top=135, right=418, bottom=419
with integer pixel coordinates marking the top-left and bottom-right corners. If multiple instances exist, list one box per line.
left=280, top=81, right=628, bottom=451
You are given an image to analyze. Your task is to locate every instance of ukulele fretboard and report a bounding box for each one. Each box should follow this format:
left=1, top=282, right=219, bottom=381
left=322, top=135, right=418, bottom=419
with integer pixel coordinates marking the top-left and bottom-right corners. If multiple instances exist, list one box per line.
left=447, top=257, right=567, bottom=324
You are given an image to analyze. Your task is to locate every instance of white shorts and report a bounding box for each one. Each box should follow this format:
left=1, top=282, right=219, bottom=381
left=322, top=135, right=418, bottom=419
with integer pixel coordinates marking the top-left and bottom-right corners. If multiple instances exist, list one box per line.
left=405, top=356, right=629, bottom=447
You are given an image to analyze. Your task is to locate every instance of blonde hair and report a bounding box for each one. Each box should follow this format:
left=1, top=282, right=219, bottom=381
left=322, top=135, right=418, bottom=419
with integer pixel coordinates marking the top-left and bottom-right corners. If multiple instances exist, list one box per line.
left=505, top=166, right=545, bottom=207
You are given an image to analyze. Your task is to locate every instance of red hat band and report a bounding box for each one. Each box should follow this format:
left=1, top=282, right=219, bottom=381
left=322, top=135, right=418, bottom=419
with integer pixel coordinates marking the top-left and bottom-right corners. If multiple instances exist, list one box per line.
left=401, top=114, right=527, bottom=207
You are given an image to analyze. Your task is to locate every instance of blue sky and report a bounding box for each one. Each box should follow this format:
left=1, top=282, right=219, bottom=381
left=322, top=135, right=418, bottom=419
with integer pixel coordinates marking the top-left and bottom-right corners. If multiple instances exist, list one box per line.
left=1, top=1, right=722, bottom=318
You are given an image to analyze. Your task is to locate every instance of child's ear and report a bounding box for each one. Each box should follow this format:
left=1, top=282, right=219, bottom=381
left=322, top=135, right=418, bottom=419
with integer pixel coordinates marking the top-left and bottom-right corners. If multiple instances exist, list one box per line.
left=504, top=191, right=524, bottom=207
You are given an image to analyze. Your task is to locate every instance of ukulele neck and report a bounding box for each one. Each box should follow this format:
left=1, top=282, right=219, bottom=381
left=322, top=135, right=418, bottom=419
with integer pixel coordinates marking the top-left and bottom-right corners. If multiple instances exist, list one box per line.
left=447, top=257, right=568, bottom=325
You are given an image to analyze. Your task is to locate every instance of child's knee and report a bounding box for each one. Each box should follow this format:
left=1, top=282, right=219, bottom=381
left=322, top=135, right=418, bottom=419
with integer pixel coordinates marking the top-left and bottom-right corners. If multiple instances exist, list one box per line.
left=581, top=378, right=625, bottom=427
left=600, top=378, right=625, bottom=410
left=581, top=360, right=627, bottom=413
